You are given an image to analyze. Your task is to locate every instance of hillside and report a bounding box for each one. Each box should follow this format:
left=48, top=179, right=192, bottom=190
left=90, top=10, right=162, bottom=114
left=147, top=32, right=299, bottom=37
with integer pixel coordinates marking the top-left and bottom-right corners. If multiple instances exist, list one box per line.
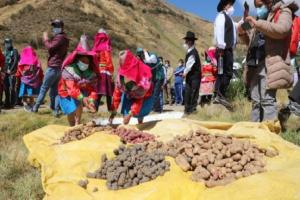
left=0, top=0, right=213, bottom=66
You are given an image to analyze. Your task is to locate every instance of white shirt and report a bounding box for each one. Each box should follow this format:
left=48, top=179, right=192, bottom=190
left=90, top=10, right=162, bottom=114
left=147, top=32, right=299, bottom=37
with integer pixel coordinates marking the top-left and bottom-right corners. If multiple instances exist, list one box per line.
left=214, top=11, right=237, bottom=49
left=163, top=65, right=167, bottom=85
left=183, top=46, right=196, bottom=76
left=144, top=51, right=157, bottom=64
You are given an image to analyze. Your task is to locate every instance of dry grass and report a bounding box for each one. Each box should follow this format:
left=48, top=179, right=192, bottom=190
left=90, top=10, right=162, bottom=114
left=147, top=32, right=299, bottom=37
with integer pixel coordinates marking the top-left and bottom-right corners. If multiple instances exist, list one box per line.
left=0, top=108, right=110, bottom=200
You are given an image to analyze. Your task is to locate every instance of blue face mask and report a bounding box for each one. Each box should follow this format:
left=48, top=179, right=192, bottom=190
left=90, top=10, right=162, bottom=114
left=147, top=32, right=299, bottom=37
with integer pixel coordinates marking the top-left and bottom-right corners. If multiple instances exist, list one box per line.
left=256, top=5, right=269, bottom=19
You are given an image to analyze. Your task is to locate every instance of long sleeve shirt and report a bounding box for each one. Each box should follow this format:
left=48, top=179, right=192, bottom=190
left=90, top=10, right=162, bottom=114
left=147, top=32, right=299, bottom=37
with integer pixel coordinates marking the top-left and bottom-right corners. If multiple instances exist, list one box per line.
left=183, top=46, right=196, bottom=76
left=144, top=51, right=158, bottom=64
left=43, top=33, right=69, bottom=68
left=97, top=50, right=114, bottom=75
left=214, top=12, right=237, bottom=49
left=0, top=50, right=4, bottom=70
left=111, top=86, right=153, bottom=116
left=4, top=49, right=19, bottom=74
left=174, top=65, right=185, bottom=84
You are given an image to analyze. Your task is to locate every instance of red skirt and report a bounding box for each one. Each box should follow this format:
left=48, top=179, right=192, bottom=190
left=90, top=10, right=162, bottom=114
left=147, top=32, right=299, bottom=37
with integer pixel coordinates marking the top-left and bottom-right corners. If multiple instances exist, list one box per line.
left=97, top=73, right=113, bottom=96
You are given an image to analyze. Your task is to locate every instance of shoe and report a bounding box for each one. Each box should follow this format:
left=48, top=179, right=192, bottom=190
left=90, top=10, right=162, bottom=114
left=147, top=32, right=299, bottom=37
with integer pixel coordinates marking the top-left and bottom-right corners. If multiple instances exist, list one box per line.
left=23, top=105, right=32, bottom=112
left=31, top=104, right=38, bottom=113
left=213, top=96, right=221, bottom=104
left=53, top=110, right=61, bottom=118
left=215, top=96, right=234, bottom=112
left=278, top=107, right=291, bottom=132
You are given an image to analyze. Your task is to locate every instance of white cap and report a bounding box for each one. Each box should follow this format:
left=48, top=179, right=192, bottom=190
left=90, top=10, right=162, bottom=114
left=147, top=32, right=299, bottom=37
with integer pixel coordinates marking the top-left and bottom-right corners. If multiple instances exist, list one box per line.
left=98, top=28, right=107, bottom=34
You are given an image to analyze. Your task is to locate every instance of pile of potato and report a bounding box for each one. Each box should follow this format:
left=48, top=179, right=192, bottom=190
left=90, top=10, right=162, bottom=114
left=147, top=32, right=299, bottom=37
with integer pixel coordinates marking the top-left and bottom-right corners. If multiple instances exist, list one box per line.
left=86, top=144, right=170, bottom=190
left=162, top=130, right=278, bottom=187
left=110, top=127, right=156, bottom=144
left=60, top=121, right=113, bottom=144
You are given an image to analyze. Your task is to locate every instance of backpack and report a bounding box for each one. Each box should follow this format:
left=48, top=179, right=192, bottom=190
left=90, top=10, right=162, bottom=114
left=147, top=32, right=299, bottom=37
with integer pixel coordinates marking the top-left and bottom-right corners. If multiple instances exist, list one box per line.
left=246, top=31, right=266, bottom=67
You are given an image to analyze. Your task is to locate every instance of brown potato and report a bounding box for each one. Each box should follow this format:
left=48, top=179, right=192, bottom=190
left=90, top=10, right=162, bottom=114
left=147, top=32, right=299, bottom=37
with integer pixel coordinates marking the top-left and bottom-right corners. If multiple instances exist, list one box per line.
left=175, top=155, right=191, bottom=172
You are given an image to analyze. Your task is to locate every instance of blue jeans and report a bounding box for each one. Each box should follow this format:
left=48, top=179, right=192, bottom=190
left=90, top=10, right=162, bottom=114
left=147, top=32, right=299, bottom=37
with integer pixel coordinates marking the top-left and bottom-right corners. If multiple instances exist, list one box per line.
left=152, top=79, right=164, bottom=112
left=34, top=67, right=61, bottom=111
left=174, top=83, right=183, bottom=104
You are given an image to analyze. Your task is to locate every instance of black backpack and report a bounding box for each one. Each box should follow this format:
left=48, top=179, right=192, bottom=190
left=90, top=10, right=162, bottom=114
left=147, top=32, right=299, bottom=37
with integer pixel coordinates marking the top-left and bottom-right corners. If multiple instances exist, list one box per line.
left=246, top=32, right=266, bottom=67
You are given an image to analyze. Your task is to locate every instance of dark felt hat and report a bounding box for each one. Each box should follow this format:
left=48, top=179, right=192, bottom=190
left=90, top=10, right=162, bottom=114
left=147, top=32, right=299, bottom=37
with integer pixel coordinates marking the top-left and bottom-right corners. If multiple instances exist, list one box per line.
left=217, top=0, right=236, bottom=12
left=51, top=19, right=64, bottom=28
left=183, top=31, right=198, bottom=41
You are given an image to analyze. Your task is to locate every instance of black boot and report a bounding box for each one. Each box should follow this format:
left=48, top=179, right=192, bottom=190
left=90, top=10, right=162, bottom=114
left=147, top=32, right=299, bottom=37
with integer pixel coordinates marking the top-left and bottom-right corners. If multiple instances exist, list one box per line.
left=278, top=106, right=291, bottom=132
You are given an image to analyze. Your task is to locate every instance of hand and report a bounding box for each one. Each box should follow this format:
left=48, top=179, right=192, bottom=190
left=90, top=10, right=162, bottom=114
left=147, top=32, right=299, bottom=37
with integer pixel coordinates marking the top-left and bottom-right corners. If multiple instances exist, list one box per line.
left=43, top=32, right=49, bottom=41
left=243, top=9, right=249, bottom=20
left=109, top=111, right=117, bottom=125
left=217, top=49, right=224, bottom=57
left=123, top=113, right=132, bottom=125
left=245, top=16, right=257, bottom=28
left=89, top=104, right=96, bottom=113
left=237, top=22, right=246, bottom=35
left=83, top=98, right=96, bottom=113
left=7, top=70, right=11, bottom=75
left=83, top=97, right=89, bottom=107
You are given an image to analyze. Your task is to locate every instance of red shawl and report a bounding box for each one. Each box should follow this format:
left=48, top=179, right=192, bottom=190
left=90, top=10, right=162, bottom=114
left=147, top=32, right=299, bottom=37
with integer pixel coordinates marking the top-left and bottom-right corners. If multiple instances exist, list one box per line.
left=118, top=50, right=152, bottom=91
left=92, top=32, right=112, bottom=52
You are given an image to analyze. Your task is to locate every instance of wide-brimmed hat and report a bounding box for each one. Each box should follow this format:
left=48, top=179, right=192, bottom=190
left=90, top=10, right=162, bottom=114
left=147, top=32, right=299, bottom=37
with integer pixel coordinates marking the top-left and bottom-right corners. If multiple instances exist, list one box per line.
left=183, top=31, right=198, bottom=41
left=217, top=0, right=236, bottom=12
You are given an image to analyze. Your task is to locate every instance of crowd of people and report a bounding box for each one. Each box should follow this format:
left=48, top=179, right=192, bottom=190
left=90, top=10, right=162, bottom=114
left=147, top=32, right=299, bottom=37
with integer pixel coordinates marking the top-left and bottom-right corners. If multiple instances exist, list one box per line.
left=0, top=0, right=299, bottom=131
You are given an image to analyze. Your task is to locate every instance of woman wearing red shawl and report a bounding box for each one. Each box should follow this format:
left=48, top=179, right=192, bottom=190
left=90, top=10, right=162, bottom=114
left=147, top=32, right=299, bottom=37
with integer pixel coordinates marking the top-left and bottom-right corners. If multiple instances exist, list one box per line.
left=92, top=29, right=114, bottom=112
left=58, top=35, right=98, bottom=126
left=109, top=50, right=153, bottom=125
left=199, top=47, right=217, bottom=107
left=16, top=46, right=43, bottom=110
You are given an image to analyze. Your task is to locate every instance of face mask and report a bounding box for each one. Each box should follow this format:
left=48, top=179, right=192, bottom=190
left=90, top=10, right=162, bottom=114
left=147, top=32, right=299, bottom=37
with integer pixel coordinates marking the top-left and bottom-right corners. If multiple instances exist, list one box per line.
left=52, top=28, right=62, bottom=35
left=183, top=43, right=189, bottom=50
left=227, top=6, right=235, bottom=16
left=77, top=61, right=89, bottom=71
left=206, top=57, right=211, bottom=63
left=4, top=43, right=12, bottom=50
left=256, top=5, right=269, bottom=19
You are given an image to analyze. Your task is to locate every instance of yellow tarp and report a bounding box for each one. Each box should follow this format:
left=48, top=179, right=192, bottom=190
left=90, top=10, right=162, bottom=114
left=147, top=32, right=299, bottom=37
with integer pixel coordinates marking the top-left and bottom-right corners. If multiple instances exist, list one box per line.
left=23, top=119, right=300, bottom=200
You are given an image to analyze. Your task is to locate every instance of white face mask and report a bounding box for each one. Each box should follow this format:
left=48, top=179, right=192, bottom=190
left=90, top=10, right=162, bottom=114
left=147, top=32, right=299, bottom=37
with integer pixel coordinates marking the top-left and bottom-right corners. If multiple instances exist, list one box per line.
left=52, top=28, right=62, bottom=35
left=226, top=6, right=235, bottom=16
left=183, top=43, right=189, bottom=50
left=77, top=61, right=89, bottom=71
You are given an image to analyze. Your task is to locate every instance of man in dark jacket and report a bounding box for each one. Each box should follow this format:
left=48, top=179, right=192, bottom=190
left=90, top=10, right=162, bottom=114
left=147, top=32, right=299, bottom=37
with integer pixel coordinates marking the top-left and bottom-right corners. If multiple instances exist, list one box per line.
left=182, top=31, right=201, bottom=115
left=27, top=19, right=69, bottom=116
left=3, top=38, right=19, bottom=109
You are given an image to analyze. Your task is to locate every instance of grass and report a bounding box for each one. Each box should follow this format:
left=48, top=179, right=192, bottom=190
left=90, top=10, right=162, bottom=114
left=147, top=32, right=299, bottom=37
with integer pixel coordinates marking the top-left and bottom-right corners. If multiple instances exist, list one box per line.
left=0, top=108, right=110, bottom=200
left=0, top=97, right=299, bottom=199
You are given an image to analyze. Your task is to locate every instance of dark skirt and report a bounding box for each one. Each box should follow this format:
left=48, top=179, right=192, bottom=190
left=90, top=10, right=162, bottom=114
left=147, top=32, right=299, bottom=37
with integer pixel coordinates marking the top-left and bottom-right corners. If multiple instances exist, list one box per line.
left=97, top=73, right=113, bottom=96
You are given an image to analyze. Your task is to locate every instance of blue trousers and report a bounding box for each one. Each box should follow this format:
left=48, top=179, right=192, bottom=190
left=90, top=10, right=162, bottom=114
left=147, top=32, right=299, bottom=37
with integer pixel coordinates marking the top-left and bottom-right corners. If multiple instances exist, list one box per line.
left=174, top=83, right=183, bottom=104
left=34, top=67, right=61, bottom=111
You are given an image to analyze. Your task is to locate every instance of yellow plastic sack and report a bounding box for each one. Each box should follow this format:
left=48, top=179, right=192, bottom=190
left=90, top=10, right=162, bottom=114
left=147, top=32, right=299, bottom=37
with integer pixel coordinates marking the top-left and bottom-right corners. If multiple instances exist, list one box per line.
left=23, top=119, right=300, bottom=200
